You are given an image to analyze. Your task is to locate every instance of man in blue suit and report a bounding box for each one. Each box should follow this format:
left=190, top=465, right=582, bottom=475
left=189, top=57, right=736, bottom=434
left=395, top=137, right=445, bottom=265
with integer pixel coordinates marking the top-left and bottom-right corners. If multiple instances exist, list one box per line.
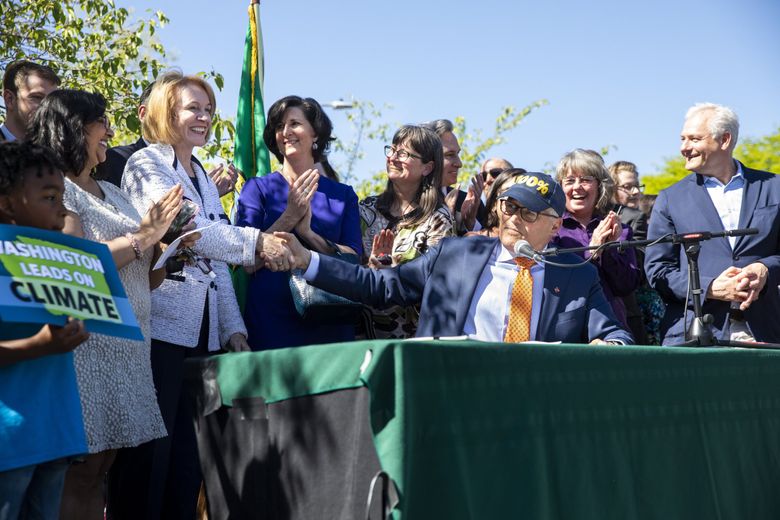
left=275, top=172, right=632, bottom=344
left=645, top=103, right=780, bottom=345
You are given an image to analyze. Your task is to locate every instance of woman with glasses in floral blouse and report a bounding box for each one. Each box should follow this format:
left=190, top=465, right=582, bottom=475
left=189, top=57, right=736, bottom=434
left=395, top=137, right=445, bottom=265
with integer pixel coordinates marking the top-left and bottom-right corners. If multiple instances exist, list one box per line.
left=360, top=125, right=453, bottom=338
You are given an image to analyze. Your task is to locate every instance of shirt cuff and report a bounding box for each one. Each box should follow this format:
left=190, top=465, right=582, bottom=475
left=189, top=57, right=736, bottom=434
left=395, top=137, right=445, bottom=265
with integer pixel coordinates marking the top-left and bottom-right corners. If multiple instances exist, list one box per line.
left=303, top=251, right=321, bottom=280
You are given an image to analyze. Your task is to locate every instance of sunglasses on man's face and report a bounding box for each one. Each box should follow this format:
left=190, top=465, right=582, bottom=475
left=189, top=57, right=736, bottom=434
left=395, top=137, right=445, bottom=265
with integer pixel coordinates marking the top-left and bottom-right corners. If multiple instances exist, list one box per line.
left=481, top=168, right=505, bottom=181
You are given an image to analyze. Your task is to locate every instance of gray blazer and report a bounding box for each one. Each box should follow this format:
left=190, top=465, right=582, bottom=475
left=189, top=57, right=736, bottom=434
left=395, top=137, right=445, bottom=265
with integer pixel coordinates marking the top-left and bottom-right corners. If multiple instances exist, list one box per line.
left=122, top=143, right=258, bottom=350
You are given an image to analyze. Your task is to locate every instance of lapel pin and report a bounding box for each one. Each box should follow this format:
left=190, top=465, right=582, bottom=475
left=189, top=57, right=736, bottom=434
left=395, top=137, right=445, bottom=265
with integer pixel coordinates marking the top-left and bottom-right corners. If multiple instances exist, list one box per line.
left=554, top=287, right=560, bottom=293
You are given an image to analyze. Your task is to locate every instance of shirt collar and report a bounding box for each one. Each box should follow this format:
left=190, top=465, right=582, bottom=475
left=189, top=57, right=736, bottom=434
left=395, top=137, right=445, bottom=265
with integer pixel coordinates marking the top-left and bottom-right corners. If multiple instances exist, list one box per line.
left=497, top=241, right=545, bottom=272
left=497, top=243, right=515, bottom=262
left=561, top=210, right=600, bottom=229
left=701, top=160, right=744, bottom=189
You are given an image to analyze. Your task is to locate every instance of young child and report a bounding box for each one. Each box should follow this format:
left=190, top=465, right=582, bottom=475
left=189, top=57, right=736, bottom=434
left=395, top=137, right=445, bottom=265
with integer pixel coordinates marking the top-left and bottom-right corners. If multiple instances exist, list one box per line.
left=0, top=141, right=90, bottom=520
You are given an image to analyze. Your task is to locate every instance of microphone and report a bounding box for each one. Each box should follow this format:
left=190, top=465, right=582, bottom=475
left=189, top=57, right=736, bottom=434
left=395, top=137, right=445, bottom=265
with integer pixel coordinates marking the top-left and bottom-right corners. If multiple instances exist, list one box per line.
left=513, top=240, right=538, bottom=260
left=514, top=240, right=591, bottom=269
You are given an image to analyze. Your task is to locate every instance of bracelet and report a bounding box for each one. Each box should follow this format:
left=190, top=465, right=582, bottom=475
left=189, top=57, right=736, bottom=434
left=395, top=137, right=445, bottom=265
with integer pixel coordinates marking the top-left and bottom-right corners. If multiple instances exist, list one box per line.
left=125, top=233, right=142, bottom=260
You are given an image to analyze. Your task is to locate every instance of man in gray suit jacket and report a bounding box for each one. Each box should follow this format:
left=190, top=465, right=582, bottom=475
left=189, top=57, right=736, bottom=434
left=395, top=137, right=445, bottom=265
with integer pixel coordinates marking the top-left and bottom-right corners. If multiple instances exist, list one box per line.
left=276, top=172, right=632, bottom=344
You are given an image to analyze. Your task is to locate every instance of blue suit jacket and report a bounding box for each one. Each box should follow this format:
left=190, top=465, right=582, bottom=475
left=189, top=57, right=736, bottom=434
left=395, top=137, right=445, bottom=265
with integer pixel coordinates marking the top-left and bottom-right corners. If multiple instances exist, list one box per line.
left=644, top=164, right=780, bottom=344
left=313, top=235, right=632, bottom=344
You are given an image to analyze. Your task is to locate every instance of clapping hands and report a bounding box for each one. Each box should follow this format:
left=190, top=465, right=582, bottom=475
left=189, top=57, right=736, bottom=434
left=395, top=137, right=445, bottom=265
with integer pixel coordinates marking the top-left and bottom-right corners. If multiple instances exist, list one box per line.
left=137, top=185, right=184, bottom=250
left=588, top=211, right=622, bottom=258
left=208, top=163, right=240, bottom=197
left=368, top=229, right=394, bottom=269
left=460, top=175, right=484, bottom=232
left=285, top=168, right=319, bottom=223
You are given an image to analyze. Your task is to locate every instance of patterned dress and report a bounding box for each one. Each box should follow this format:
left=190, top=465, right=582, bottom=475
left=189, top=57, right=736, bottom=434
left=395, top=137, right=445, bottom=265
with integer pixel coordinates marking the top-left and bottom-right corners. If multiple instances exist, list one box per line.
left=63, top=178, right=166, bottom=453
left=359, top=196, right=453, bottom=338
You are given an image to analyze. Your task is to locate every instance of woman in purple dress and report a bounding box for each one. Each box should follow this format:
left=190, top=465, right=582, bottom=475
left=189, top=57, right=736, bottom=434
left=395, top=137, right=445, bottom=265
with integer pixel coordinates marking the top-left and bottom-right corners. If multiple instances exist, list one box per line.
left=553, top=149, right=640, bottom=328
left=236, top=96, right=362, bottom=349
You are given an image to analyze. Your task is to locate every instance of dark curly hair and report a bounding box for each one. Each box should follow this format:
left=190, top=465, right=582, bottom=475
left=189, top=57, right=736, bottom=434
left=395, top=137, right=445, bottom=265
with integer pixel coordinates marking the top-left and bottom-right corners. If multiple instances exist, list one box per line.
left=263, top=95, right=334, bottom=163
left=27, top=89, right=107, bottom=176
left=0, top=141, right=62, bottom=195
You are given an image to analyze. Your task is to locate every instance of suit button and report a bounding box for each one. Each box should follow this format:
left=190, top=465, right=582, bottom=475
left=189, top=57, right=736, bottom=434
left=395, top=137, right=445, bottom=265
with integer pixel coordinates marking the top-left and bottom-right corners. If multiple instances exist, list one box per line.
left=209, top=213, right=215, bottom=220
left=209, top=281, right=216, bottom=289
left=733, top=255, right=740, bottom=261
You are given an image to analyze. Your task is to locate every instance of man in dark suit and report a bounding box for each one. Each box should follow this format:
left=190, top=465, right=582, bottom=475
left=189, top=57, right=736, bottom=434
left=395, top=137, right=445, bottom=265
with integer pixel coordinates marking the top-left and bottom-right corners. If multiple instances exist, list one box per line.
left=422, top=118, right=488, bottom=233
left=95, top=82, right=154, bottom=186
left=1, top=60, right=60, bottom=142
left=645, top=103, right=780, bottom=344
left=276, top=172, right=632, bottom=344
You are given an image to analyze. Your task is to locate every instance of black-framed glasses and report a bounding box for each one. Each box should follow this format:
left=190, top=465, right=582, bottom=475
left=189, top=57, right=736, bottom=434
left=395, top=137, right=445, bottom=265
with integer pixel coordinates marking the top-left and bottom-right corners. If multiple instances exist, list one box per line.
left=384, top=145, right=421, bottom=162
left=617, top=183, right=645, bottom=192
left=481, top=168, right=505, bottom=181
left=499, top=199, right=558, bottom=223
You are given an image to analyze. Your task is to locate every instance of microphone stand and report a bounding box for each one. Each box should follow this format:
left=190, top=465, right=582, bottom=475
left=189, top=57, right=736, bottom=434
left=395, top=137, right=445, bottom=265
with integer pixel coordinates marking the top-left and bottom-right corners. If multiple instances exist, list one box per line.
left=532, top=227, right=780, bottom=350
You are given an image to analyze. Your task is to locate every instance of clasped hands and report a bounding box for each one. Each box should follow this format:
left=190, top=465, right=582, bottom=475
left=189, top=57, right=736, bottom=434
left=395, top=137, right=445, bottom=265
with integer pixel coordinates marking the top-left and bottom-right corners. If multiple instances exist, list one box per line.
left=255, top=232, right=311, bottom=272
left=707, top=262, right=769, bottom=311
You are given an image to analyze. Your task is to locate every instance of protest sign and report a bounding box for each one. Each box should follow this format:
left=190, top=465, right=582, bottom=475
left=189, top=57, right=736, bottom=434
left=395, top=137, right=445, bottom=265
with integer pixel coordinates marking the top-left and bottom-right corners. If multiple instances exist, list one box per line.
left=0, top=224, right=143, bottom=340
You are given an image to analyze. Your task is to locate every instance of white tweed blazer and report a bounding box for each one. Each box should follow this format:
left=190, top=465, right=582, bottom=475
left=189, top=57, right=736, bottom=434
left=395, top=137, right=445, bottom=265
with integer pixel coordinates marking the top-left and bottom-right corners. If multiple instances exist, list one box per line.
left=122, top=143, right=258, bottom=350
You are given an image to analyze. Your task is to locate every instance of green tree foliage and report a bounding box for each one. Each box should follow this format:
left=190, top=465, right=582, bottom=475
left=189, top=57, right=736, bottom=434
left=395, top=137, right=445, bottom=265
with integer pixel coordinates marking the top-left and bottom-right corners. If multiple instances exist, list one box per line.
left=353, top=100, right=549, bottom=200
left=330, top=99, right=392, bottom=184
left=0, top=0, right=231, bottom=159
left=643, top=127, right=780, bottom=194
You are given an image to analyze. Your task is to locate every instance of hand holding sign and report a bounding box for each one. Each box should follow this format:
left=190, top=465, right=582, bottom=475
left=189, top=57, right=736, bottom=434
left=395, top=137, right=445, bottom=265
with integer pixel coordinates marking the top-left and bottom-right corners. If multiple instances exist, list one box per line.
left=0, top=224, right=144, bottom=340
left=37, top=318, right=90, bottom=356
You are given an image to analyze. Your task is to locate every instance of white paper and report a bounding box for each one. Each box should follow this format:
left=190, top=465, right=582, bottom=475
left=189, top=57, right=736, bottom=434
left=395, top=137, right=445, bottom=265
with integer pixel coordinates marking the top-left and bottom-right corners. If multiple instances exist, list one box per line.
left=152, top=222, right=219, bottom=270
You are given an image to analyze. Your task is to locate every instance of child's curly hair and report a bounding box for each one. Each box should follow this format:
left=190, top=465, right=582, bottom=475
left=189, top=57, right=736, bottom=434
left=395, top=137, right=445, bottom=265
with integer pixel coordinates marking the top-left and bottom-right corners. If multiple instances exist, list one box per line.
left=0, top=141, right=62, bottom=195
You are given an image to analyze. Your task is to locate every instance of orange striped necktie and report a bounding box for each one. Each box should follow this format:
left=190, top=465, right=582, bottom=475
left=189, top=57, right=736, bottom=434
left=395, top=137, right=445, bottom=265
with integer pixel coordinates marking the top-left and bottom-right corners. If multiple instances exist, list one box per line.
left=504, top=257, right=535, bottom=343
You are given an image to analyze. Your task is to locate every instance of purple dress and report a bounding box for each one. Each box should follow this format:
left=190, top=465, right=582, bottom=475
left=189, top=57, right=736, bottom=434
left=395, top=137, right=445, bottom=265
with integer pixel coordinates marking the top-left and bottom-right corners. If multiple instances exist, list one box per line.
left=553, top=212, right=640, bottom=327
left=236, top=172, right=363, bottom=349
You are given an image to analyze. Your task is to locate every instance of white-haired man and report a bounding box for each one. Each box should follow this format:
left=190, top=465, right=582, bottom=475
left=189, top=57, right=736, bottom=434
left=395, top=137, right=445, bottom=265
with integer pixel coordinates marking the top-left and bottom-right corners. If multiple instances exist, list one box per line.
left=645, top=103, right=780, bottom=344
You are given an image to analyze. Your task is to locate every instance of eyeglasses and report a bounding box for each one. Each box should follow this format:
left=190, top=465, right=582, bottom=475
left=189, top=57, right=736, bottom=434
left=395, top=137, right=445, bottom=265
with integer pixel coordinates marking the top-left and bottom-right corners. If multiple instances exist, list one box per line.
left=481, top=168, right=504, bottom=181
left=562, top=175, right=597, bottom=188
left=499, top=199, right=558, bottom=223
left=384, top=145, right=422, bottom=162
left=617, top=183, right=645, bottom=192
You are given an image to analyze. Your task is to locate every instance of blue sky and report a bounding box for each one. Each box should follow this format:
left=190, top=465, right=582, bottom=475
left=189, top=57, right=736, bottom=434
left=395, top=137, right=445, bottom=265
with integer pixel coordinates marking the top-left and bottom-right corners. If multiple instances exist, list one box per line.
left=117, top=0, right=780, bottom=182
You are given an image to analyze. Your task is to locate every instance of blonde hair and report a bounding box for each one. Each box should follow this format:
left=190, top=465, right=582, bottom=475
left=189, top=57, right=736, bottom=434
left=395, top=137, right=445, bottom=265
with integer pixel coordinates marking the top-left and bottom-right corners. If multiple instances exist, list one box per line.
left=142, top=70, right=216, bottom=145
left=556, top=148, right=615, bottom=216
left=607, top=160, right=639, bottom=187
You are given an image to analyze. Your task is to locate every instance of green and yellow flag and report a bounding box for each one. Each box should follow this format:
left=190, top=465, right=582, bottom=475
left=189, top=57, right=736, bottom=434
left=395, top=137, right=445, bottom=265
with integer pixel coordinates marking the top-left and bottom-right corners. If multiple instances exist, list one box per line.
left=234, top=0, right=271, bottom=186
left=231, top=0, right=271, bottom=313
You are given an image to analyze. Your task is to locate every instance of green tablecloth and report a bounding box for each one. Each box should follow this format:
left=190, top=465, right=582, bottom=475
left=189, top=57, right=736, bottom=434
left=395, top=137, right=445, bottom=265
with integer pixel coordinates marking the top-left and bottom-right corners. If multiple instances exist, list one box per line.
left=209, top=341, right=780, bottom=519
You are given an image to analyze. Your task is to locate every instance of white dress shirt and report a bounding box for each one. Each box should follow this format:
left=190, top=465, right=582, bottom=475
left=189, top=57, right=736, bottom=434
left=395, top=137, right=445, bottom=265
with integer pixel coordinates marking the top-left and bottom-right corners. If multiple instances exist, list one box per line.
left=702, top=161, right=744, bottom=250
left=305, top=242, right=545, bottom=341
left=462, top=242, right=544, bottom=341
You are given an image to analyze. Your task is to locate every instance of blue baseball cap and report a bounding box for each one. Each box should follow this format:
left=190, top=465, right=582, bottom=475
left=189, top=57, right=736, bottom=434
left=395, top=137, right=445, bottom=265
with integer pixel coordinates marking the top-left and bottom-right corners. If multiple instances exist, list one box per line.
left=498, top=172, right=566, bottom=217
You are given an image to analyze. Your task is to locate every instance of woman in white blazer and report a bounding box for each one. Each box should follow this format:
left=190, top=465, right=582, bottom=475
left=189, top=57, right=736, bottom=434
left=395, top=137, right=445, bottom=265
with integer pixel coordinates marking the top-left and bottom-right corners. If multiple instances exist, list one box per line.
left=117, top=71, right=287, bottom=519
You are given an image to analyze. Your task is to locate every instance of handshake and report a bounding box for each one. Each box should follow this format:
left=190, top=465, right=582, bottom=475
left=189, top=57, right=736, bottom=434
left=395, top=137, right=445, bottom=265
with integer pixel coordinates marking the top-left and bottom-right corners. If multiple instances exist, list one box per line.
left=253, top=232, right=312, bottom=273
